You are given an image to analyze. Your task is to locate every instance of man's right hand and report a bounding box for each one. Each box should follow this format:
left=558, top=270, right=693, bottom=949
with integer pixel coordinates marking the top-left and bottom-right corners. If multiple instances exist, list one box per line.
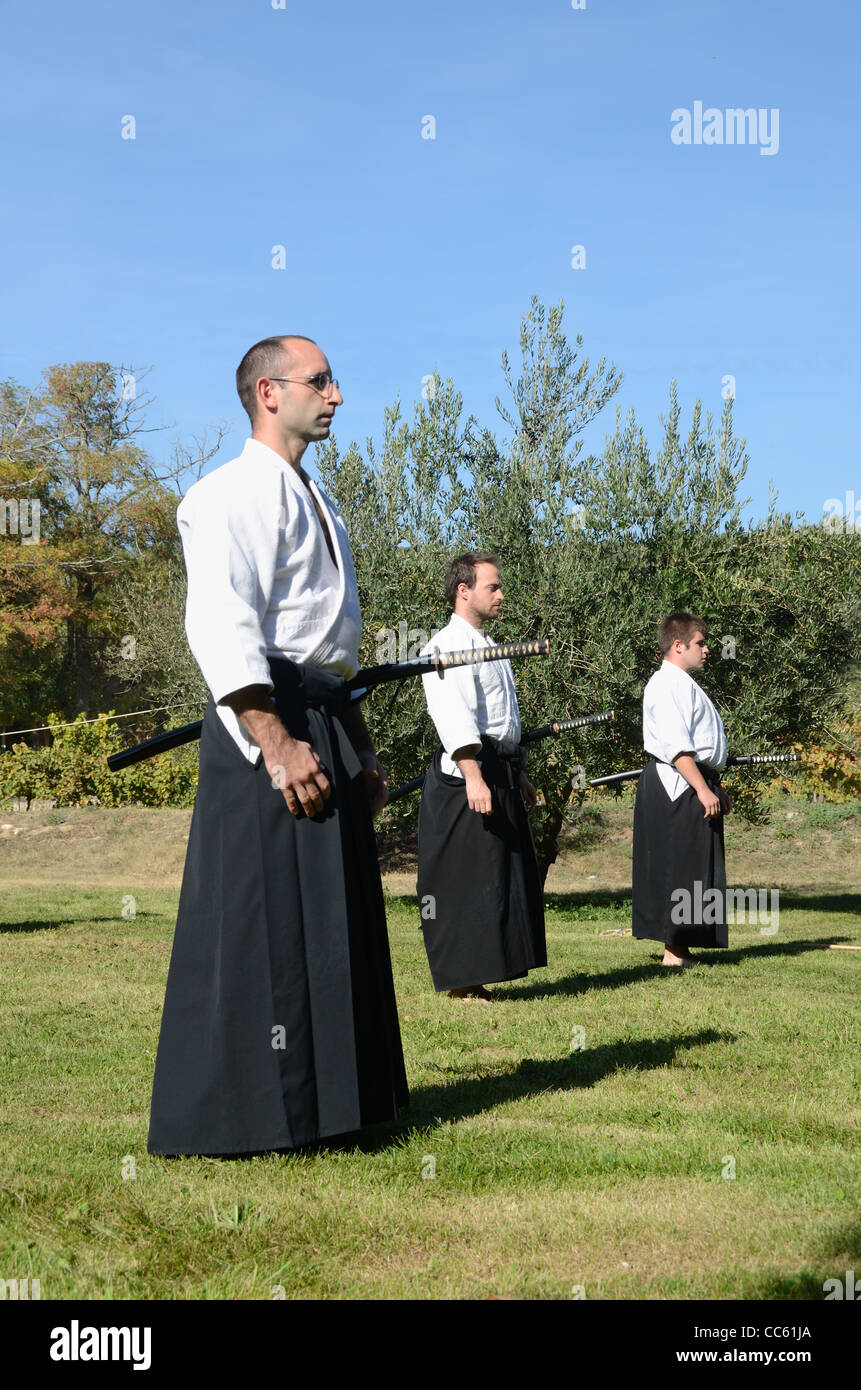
left=265, top=734, right=331, bottom=818
left=673, top=752, right=723, bottom=820
left=697, top=784, right=722, bottom=819
left=220, top=685, right=331, bottom=819
left=465, top=774, right=493, bottom=816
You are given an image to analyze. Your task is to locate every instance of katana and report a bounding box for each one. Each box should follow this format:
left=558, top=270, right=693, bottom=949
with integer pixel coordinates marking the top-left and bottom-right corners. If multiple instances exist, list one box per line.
left=588, top=751, right=802, bottom=789
left=522, top=708, right=615, bottom=745
left=386, top=708, right=615, bottom=804
left=107, top=638, right=551, bottom=772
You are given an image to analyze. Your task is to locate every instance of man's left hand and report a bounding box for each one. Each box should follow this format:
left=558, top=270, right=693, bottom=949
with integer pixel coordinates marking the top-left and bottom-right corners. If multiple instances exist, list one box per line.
left=519, top=772, right=538, bottom=811
left=359, top=750, right=389, bottom=817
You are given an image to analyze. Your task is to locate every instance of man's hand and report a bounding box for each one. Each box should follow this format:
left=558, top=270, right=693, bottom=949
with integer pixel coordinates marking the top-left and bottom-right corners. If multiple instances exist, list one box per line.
left=673, top=753, right=724, bottom=820
left=465, top=772, right=494, bottom=815
left=452, top=748, right=493, bottom=816
left=358, top=749, right=388, bottom=818
left=266, top=733, right=331, bottom=818
left=696, top=784, right=722, bottom=819
left=220, top=685, right=331, bottom=819
left=519, top=772, right=538, bottom=811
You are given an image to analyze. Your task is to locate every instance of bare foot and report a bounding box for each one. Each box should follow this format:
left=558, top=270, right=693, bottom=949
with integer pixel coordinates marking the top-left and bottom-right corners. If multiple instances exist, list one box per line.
left=662, top=946, right=697, bottom=967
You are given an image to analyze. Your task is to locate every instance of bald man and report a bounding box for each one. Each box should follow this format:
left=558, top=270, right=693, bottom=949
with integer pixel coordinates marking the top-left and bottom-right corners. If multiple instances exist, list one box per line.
left=148, top=335, right=408, bottom=1157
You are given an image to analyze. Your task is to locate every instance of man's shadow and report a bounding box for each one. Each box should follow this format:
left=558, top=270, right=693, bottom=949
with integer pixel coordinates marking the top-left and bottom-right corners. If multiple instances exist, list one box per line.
left=496, top=936, right=855, bottom=1001
left=315, top=1026, right=733, bottom=1156
left=0, top=913, right=158, bottom=934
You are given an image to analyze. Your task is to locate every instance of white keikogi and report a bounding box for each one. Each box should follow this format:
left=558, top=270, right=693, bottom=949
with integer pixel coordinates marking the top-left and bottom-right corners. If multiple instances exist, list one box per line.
left=643, top=660, right=727, bottom=799
left=149, top=436, right=408, bottom=1159
left=416, top=611, right=545, bottom=993
left=419, top=612, right=521, bottom=775
left=177, top=438, right=362, bottom=760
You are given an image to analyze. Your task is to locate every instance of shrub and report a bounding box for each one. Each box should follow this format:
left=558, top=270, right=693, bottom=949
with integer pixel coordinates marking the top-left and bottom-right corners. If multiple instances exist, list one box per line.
left=0, top=713, right=198, bottom=808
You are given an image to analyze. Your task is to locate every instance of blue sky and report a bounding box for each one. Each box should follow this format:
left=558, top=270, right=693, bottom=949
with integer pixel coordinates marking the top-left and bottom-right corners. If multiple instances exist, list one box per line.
left=2, top=0, right=858, bottom=523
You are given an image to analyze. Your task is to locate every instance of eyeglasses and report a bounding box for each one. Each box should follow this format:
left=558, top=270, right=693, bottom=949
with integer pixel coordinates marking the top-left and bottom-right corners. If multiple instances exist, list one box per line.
left=269, top=373, right=340, bottom=397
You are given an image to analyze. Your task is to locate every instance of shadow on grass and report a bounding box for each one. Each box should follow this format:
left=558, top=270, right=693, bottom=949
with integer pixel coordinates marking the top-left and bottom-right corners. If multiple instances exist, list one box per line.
left=0, top=914, right=159, bottom=933
left=826, top=1220, right=861, bottom=1264
left=337, top=1028, right=734, bottom=1154
left=210, top=1028, right=733, bottom=1161
left=388, top=888, right=861, bottom=918
left=767, top=891, right=861, bottom=915
left=386, top=888, right=634, bottom=919
left=742, top=1222, right=861, bottom=1301
left=544, top=889, right=861, bottom=917
left=746, top=1220, right=861, bottom=1299
left=544, top=890, right=632, bottom=914
left=499, top=960, right=674, bottom=999
left=743, top=1269, right=831, bottom=1300
left=495, top=937, right=849, bottom=1001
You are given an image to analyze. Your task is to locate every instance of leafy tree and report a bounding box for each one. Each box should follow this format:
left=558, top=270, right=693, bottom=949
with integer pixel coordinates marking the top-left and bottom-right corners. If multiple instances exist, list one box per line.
left=0, top=363, right=223, bottom=734
left=319, top=297, right=861, bottom=880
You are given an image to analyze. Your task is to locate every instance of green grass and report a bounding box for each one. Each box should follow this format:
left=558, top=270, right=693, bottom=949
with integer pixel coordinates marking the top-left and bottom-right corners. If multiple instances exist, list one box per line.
left=1, top=878, right=859, bottom=1301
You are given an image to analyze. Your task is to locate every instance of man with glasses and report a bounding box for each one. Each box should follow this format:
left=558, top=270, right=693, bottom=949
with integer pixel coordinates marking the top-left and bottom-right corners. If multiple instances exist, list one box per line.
left=632, top=611, right=732, bottom=967
left=148, top=335, right=408, bottom=1157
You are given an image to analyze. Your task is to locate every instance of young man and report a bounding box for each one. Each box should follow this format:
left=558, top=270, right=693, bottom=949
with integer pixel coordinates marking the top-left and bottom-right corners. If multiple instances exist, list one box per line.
left=632, top=612, right=732, bottom=967
left=147, top=335, right=408, bottom=1156
left=416, top=553, right=546, bottom=1000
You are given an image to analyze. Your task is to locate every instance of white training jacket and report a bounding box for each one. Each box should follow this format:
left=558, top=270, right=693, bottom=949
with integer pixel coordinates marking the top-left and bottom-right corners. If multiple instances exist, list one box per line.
left=420, top=613, right=522, bottom=779
left=642, top=660, right=727, bottom=801
left=178, top=438, right=362, bottom=762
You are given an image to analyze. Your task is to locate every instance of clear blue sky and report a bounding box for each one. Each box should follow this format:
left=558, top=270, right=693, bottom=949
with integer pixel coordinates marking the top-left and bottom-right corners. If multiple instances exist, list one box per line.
left=2, top=0, right=858, bottom=523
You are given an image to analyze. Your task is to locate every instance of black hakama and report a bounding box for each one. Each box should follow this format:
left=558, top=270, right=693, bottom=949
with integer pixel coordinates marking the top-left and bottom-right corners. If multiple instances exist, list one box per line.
left=148, top=660, right=408, bottom=1157
left=632, top=759, right=728, bottom=948
left=416, top=739, right=546, bottom=991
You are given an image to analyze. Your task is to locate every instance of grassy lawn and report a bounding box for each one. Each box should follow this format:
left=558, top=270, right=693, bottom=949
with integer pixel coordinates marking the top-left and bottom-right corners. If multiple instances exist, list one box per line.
left=0, top=801, right=859, bottom=1300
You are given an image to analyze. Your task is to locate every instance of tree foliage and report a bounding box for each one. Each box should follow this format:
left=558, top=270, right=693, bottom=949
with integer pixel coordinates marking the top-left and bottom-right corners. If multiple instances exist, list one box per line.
left=319, top=297, right=861, bottom=879
left=0, top=363, right=222, bottom=735
left=4, top=312, right=858, bottom=849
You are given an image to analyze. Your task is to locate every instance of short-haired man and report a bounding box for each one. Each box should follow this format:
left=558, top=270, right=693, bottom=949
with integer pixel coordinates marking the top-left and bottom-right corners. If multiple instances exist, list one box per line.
left=416, top=553, right=546, bottom=999
left=633, top=612, right=732, bottom=967
left=148, top=335, right=408, bottom=1156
